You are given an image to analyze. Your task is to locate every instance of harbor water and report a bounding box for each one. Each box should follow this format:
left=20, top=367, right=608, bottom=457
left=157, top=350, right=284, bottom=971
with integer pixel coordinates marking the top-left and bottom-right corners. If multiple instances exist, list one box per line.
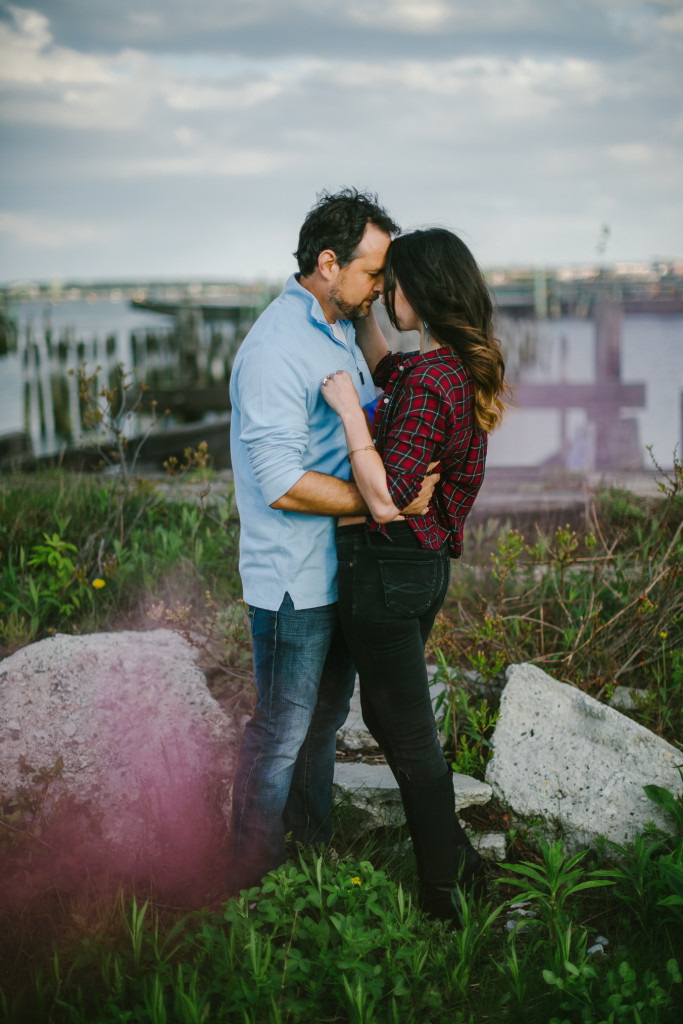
left=1, top=297, right=681, bottom=472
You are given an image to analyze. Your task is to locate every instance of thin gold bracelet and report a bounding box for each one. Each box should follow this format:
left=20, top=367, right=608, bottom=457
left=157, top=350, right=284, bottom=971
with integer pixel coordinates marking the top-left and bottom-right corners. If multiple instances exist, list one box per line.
left=347, top=444, right=377, bottom=462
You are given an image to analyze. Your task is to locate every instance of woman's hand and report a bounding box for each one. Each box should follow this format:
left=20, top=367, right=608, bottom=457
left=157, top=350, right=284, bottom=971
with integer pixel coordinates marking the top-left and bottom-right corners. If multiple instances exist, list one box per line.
left=321, top=370, right=362, bottom=419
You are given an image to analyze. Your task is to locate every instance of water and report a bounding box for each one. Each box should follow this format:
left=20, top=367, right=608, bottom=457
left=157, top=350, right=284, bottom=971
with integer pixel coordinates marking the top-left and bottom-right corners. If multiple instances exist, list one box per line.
left=622, top=316, right=683, bottom=467
left=8, top=296, right=175, bottom=338
left=1, top=299, right=681, bottom=470
left=1, top=298, right=176, bottom=455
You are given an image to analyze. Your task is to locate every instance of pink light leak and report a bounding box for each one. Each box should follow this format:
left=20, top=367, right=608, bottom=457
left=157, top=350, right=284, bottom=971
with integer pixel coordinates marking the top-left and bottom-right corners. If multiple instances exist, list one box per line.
left=0, top=630, right=249, bottom=912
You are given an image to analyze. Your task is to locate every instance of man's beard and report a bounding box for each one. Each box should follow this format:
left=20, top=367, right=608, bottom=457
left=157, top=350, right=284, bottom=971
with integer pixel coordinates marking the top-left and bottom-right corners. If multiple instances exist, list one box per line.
left=329, top=285, right=373, bottom=321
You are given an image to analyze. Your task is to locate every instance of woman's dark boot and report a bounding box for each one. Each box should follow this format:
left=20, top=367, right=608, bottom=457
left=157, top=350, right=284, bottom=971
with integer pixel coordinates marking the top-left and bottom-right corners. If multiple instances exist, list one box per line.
left=417, top=843, right=487, bottom=923
left=399, top=768, right=487, bottom=926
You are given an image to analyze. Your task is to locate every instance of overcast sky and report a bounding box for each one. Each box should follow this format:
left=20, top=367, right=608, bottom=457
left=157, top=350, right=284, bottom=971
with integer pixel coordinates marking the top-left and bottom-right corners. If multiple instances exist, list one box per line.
left=1, top=0, right=682, bottom=283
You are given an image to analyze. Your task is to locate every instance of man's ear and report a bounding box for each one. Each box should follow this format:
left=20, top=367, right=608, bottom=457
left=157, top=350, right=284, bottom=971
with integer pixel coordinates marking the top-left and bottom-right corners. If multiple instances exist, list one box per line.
left=318, top=249, right=339, bottom=281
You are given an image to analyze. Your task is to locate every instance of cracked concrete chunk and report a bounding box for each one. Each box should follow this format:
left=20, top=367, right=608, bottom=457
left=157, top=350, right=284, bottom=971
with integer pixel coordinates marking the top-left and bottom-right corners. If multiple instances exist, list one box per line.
left=485, top=663, right=683, bottom=851
left=336, top=679, right=377, bottom=753
left=333, top=761, right=491, bottom=828
left=609, top=687, right=648, bottom=711
left=472, top=832, right=507, bottom=861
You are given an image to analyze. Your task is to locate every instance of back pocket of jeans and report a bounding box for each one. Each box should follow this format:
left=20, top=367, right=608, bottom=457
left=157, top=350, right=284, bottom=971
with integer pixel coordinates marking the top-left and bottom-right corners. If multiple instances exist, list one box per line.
left=377, top=558, right=440, bottom=618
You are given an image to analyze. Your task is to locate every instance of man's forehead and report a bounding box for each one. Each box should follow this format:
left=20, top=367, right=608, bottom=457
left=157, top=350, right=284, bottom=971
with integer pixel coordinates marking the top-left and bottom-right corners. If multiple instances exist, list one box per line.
left=354, top=222, right=391, bottom=264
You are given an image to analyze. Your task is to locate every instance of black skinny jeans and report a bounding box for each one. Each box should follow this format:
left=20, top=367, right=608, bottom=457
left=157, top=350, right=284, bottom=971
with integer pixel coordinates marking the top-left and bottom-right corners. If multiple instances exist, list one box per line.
left=336, top=522, right=451, bottom=785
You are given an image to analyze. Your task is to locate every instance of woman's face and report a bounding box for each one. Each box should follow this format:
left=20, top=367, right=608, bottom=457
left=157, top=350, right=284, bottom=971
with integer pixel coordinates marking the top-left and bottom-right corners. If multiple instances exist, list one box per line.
left=385, top=280, right=420, bottom=333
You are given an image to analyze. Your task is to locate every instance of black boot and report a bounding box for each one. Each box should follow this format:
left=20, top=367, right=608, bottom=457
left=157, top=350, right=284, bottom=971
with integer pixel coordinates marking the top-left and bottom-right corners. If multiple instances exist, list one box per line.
left=399, top=769, right=487, bottom=925
left=418, top=843, right=488, bottom=923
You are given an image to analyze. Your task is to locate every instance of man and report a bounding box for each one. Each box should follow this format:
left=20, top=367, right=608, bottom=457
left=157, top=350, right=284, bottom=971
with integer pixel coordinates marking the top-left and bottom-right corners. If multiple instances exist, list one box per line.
left=227, top=188, right=433, bottom=891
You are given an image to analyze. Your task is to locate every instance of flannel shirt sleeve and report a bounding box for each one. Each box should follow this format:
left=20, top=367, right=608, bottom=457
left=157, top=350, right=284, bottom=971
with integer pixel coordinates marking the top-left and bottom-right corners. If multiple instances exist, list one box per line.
left=381, top=369, right=470, bottom=511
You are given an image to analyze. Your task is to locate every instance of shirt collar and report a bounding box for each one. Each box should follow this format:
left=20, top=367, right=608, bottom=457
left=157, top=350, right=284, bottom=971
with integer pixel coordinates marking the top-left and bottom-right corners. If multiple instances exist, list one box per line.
left=398, top=346, right=454, bottom=369
left=284, top=273, right=336, bottom=331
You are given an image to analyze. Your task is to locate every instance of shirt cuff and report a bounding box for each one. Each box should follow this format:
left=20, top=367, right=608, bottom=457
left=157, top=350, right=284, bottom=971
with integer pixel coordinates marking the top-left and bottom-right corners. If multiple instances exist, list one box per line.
left=385, top=469, right=421, bottom=512
left=258, top=467, right=307, bottom=506
left=247, top=440, right=308, bottom=505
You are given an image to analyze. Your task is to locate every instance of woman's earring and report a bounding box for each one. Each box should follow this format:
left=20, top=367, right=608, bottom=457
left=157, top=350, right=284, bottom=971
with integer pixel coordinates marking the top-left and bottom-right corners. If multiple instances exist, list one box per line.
left=420, top=321, right=430, bottom=354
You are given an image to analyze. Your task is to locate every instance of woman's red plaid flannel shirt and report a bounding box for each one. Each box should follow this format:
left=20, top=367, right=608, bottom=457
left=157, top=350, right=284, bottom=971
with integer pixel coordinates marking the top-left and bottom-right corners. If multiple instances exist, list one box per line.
left=369, top=348, right=487, bottom=557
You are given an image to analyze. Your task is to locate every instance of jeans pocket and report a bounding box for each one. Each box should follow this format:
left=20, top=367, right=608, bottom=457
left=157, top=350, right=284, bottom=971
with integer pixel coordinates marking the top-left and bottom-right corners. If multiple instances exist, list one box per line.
left=377, top=557, right=442, bottom=618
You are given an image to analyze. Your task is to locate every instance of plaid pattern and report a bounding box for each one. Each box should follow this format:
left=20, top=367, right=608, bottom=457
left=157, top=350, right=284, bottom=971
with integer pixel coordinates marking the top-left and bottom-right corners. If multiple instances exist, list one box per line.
left=369, top=349, right=487, bottom=557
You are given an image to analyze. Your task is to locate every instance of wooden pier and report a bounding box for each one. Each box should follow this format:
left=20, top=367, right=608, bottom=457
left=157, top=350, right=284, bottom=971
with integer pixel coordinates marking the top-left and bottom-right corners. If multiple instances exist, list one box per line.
left=1, top=270, right=679, bottom=473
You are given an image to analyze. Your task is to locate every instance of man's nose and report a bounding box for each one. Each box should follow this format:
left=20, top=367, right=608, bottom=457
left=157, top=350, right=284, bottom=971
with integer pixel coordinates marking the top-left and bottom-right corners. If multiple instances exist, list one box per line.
left=375, top=272, right=385, bottom=294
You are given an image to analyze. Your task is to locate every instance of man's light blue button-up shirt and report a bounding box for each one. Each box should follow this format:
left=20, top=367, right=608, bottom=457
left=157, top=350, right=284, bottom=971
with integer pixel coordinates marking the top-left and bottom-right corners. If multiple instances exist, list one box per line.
left=229, top=274, right=377, bottom=611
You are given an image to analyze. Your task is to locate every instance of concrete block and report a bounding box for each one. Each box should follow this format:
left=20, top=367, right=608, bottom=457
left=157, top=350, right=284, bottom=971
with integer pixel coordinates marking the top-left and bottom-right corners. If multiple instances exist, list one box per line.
left=485, top=663, right=683, bottom=851
left=333, top=760, right=492, bottom=828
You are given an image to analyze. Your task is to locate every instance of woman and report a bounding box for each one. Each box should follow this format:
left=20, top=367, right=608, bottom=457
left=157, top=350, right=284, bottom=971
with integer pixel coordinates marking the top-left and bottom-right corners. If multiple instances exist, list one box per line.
left=321, top=227, right=507, bottom=923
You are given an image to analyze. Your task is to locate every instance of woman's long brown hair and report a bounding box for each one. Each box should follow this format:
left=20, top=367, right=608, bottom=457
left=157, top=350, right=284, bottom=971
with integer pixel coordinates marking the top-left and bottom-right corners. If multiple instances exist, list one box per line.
left=384, top=228, right=508, bottom=433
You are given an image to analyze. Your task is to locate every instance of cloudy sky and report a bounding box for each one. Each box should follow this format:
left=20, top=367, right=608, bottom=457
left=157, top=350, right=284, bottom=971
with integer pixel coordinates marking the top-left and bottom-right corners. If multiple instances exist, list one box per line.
left=1, top=0, right=682, bottom=283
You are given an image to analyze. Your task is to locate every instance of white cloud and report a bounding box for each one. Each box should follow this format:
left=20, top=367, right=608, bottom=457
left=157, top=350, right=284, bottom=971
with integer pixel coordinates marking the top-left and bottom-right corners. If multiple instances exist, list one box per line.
left=174, top=125, right=198, bottom=147
left=347, top=0, right=452, bottom=31
left=0, top=5, right=115, bottom=86
left=331, top=53, right=612, bottom=102
left=0, top=7, right=321, bottom=131
left=0, top=210, right=101, bottom=247
left=163, top=77, right=283, bottom=112
left=325, top=53, right=624, bottom=138
left=658, top=8, right=683, bottom=32
left=126, top=12, right=163, bottom=32
left=607, top=143, right=653, bottom=163
left=0, top=0, right=680, bottom=279
left=110, top=148, right=289, bottom=178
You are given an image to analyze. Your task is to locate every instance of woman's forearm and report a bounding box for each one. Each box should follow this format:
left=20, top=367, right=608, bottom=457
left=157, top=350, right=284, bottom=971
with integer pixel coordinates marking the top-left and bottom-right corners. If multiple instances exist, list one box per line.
left=354, top=307, right=390, bottom=374
left=339, top=407, right=401, bottom=524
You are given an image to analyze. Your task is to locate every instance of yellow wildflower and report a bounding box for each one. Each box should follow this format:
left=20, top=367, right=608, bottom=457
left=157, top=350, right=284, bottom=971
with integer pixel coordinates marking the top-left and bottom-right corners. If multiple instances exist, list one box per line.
left=659, top=631, right=668, bottom=639
left=92, top=578, right=106, bottom=589
left=351, top=876, right=362, bottom=886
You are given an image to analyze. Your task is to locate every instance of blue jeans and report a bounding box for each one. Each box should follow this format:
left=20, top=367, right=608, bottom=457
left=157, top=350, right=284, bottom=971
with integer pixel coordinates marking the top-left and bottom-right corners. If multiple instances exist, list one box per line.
left=227, top=592, right=355, bottom=891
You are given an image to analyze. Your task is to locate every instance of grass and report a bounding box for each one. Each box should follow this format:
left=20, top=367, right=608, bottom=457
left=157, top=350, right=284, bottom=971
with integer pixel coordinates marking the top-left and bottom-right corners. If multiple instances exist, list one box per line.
left=1, top=828, right=681, bottom=1022
left=0, top=466, right=252, bottom=693
left=428, top=452, right=683, bottom=755
left=1, top=457, right=682, bottom=1022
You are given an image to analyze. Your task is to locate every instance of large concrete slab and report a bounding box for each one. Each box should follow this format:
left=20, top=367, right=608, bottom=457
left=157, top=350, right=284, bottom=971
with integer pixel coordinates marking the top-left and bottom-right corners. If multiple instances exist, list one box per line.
left=486, top=663, right=683, bottom=851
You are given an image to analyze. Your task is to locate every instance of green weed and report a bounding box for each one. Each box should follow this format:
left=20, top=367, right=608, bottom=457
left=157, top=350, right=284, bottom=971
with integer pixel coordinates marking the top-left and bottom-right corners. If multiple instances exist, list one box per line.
left=0, top=472, right=242, bottom=651
left=430, top=648, right=499, bottom=778
left=437, top=455, right=683, bottom=755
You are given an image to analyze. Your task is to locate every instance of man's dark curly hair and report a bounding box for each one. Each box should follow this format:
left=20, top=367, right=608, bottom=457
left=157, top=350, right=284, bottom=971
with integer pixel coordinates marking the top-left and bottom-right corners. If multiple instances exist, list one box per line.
left=293, top=188, right=399, bottom=276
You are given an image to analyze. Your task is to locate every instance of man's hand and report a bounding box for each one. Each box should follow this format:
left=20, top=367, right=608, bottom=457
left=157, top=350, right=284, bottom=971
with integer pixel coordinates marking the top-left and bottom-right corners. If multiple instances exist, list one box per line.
left=401, top=462, right=440, bottom=517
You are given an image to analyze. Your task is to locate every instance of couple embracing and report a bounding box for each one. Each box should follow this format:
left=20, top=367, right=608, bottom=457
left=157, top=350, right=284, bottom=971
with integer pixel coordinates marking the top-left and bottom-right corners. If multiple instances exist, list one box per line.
left=228, top=188, right=507, bottom=924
